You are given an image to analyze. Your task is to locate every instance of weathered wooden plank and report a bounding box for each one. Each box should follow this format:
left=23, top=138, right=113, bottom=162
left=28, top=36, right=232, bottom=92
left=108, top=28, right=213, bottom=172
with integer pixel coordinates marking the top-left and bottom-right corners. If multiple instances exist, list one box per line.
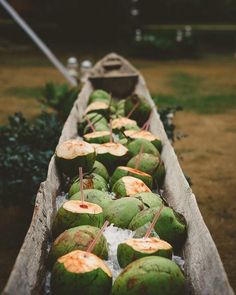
left=3, top=53, right=234, bottom=295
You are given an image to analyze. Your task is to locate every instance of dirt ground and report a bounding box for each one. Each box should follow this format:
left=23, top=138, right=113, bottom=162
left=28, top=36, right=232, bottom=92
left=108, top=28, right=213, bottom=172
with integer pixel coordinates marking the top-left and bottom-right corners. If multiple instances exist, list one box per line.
left=174, top=110, right=236, bottom=291
left=0, top=53, right=235, bottom=292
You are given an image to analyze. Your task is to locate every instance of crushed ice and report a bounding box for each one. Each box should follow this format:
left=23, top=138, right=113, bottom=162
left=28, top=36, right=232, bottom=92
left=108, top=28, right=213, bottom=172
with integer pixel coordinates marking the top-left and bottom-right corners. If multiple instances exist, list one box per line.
left=103, top=224, right=134, bottom=281
left=173, top=255, right=185, bottom=271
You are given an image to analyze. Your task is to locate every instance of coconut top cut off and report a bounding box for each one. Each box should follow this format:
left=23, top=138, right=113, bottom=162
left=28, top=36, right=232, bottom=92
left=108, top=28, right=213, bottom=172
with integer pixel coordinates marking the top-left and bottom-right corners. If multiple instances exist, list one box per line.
left=85, top=102, right=109, bottom=114
left=122, top=176, right=151, bottom=195
left=95, top=142, right=128, bottom=156
left=63, top=200, right=103, bottom=214
left=57, top=250, right=112, bottom=276
left=84, top=131, right=110, bottom=140
left=117, top=166, right=151, bottom=177
left=124, top=129, right=160, bottom=141
left=112, top=117, right=137, bottom=129
left=56, top=140, right=95, bottom=159
left=124, top=237, right=172, bottom=253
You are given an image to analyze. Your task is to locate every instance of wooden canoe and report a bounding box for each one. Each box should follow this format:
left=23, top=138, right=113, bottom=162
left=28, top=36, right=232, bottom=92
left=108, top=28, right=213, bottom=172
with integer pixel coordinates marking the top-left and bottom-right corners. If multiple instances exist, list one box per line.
left=3, top=53, right=234, bottom=295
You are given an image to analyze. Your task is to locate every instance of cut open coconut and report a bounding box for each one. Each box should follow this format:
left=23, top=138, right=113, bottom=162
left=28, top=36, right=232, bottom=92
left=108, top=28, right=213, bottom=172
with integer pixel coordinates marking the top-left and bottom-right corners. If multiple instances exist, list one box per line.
left=51, top=250, right=112, bottom=295
left=68, top=173, right=108, bottom=197
left=112, top=256, right=185, bottom=295
left=111, top=117, right=138, bottom=132
left=52, top=200, right=104, bottom=237
left=124, top=129, right=162, bottom=152
left=49, top=225, right=108, bottom=266
left=84, top=130, right=111, bottom=144
left=117, top=237, right=173, bottom=268
left=85, top=101, right=110, bottom=115
left=55, top=139, right=96, bottom=177
left=129, top=206, right=187, bottom=249
left=112, top=176, right=151, bottom=198
left=95, top=142, right=130, bottom=173
left=110, top=166, right=153, bottom=189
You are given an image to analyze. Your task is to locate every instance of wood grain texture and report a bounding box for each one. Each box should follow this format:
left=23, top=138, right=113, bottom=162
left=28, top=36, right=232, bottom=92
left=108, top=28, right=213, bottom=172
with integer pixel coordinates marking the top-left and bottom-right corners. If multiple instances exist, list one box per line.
left=3, top=53, right=234, bottom=295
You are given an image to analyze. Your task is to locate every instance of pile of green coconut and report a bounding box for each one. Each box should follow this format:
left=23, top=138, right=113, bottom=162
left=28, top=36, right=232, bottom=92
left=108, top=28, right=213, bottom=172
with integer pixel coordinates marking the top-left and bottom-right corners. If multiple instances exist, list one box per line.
left=49, top=89, right=187, bottom=295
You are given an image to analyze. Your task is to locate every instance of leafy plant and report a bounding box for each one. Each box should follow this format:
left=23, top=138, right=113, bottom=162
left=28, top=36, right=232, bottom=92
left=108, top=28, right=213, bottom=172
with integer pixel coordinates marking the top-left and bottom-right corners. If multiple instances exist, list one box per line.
left=40, top=83, right=80, bottom=120
left=158, top=105, right=183, bottom=142
left=0, top=112, right=62, bottom=206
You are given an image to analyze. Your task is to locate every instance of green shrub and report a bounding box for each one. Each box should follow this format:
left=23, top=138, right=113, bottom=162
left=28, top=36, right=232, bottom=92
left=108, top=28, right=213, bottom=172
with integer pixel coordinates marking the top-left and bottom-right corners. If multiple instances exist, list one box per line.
left=0, top=112, right=62, bottom=205
left=40, top=83, right=80, bottom=120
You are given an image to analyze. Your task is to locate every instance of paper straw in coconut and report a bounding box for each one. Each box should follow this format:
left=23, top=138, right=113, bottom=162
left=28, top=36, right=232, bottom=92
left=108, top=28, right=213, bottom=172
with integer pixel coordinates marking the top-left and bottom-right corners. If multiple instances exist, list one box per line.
left=85, top=115, right=96, bottom=132
left=135, top=143, right=144, bottom=169
left=127, top=101, right=140, bottom=118
left=109, top=119, right=113, bottom=142
left=79, top=167, right=85, bottom=206
left=144, top=204, right=164, bottom=238
left=87, top=220, right=109, bottom=253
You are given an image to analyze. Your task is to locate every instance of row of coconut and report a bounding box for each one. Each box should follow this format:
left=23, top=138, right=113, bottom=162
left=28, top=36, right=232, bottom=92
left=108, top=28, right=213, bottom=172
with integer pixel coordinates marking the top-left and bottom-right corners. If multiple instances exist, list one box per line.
left=49, top=89, right=187, bottom=294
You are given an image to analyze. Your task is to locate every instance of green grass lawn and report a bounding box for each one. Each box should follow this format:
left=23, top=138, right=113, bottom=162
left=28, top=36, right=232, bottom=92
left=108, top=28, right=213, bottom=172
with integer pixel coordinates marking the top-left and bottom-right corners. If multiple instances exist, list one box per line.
left=152, top=72, right=236, bottom=113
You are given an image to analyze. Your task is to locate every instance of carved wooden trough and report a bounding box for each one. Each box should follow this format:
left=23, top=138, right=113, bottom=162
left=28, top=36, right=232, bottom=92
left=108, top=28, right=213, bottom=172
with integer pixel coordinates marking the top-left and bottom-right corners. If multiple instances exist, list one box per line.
left=3, top=53, right=234, bottom=295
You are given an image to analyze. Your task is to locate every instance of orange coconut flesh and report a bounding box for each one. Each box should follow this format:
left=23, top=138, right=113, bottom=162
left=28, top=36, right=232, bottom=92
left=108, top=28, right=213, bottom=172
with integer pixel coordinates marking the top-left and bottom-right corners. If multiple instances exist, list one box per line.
left=58, top=250, right=112, bottom=276
left=112, top=117, right=137, bottom=129
left=122, top=176, right=151, bottom=195
left=56, top=140, right=95, bottom=159
left=84, top=131, right=110, bottom=139
left=63, top=200, right=103, bottom=214
left=124, top=237, right=172, bottom=254
left=85, top=102, right=109, bottom=114
left=95, top=142, right=128, bottom=156
left=118, top=166, right=151, bottom=177
left=124, top=130, right=160, bottom=141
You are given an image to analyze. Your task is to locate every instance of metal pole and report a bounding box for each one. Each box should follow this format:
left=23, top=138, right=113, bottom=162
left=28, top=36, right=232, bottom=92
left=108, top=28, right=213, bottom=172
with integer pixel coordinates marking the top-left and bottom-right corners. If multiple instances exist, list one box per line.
left=0, top=0, right=77, bottom=86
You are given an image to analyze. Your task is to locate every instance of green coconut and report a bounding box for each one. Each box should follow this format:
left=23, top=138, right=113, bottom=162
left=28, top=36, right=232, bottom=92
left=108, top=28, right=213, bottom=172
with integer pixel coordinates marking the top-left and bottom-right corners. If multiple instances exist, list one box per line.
left=105, top=198, right=144, bottom=229
left=127, top=153, right=160, bottom=176
left=116, top=100, right=125, bottom=117
left=89, top=89, right=111, bottom=104
left=110, top=166, right=153, bottom=189
left=78, top=113, right=108, bottom=136
left=85, top=101, right=110, bottom=116
left=127, top=138, right=160, bottom=157
left=112, top=256, right=185, bottom=295
left=84, top=122, right=109, bottom=135
left=55, top=140, right=96, bottom=177
left=124, top=94, right=152, bottom=126
left=111, top=117, right=139, bottom=133
left=129, top=206, right=187, bottom=249
left=52, top=200, right=104, bottom=237
left=49, top=225, right=108, bottom=267
left=112, top=176, right=151, bottom=198
left=117, top=237, right=173, bottom=268
left=51, top=250, right=112, bottom=295
left=132, top=192, right=163, bottom=208
left=124, top=129, right=162, bottom=153
left=155, top=160, right=166, bottom=188
left=68, top=173, right=108, bottom=197
left=92, top=161, right=109, bottom=181
left=70, top=189, right=113, bottom=214
left=133, top=222, right=158, bottom=238
left=84, top=131, right=110, bottom=144
left=94, top=142, right=130, bottom=173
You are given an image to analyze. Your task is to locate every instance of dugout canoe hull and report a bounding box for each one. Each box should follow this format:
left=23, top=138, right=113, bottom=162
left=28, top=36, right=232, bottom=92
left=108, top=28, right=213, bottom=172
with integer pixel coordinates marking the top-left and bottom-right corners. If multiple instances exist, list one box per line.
left=3, top=53, right=234, bottom=295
